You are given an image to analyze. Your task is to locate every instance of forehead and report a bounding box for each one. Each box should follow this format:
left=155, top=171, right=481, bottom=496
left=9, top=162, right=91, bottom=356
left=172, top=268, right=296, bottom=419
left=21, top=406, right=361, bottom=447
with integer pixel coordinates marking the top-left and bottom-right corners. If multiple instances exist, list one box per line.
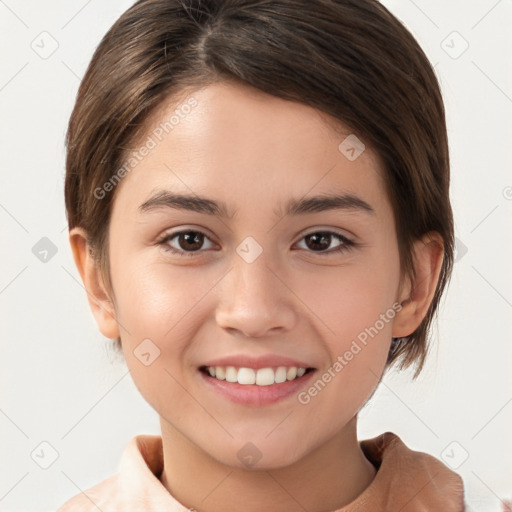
left=113, top=80, right=390, bottom=221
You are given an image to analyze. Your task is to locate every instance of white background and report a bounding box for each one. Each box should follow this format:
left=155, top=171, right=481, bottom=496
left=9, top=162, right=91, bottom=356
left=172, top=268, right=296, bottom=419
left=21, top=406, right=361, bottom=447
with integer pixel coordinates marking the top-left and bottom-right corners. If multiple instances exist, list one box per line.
left=0, top=1, right=511, bottom=510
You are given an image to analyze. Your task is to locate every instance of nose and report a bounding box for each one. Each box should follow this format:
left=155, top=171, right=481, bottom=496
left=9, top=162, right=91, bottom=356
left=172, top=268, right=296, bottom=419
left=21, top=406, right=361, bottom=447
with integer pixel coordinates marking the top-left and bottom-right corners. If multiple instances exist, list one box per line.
left=214, top=251, right=297, bottom=339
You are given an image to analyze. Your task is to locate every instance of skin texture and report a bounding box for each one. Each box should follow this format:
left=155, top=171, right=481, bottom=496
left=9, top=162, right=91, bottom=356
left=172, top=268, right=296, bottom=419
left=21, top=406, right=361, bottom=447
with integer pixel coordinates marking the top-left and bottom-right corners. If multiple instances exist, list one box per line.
left=70, top=80, right=444, bottom=512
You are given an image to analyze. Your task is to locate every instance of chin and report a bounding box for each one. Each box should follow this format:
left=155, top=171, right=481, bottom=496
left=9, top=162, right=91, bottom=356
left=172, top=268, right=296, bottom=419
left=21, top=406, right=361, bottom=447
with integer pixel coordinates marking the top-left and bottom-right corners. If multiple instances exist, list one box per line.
left=206, top=435, right=312, bottom=471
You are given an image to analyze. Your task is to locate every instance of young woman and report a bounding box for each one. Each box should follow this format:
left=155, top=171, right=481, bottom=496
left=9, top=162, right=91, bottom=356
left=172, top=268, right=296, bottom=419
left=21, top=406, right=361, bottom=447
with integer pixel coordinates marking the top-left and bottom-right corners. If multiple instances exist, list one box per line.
left=57, top=0, right=475, bottom=509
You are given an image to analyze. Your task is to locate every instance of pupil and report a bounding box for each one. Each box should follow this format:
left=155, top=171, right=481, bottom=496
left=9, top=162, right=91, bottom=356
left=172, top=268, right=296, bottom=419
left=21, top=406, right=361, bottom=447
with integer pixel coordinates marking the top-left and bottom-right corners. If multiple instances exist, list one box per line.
left=180, top=231, right=203, bottom=250
left=306, top=233, right=330, bottom=251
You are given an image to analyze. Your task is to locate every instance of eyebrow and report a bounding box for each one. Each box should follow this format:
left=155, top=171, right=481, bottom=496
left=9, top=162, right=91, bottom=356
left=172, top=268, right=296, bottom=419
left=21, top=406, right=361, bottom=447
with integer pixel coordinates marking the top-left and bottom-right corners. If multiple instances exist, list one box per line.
left=138, top=190, right=375, bottom=218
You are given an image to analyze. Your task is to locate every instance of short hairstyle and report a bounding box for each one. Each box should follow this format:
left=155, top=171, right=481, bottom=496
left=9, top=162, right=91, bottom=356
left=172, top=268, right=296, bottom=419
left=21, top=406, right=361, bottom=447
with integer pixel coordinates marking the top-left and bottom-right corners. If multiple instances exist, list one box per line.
left=65, top=0, right=454, bottom=377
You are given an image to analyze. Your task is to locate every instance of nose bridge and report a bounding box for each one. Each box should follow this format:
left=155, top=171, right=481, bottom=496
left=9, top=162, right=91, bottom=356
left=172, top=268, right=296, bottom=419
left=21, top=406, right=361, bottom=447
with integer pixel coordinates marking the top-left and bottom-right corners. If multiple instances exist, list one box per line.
left=214, top=240, right=296, bottom=337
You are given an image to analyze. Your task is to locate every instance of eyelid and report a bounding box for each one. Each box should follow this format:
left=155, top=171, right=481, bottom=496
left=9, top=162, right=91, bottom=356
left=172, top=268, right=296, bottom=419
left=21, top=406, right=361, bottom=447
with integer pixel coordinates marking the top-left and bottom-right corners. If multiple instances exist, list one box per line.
left=295, top=226, right=355, bottom=243
left=157, top=225, right=217, bottom=243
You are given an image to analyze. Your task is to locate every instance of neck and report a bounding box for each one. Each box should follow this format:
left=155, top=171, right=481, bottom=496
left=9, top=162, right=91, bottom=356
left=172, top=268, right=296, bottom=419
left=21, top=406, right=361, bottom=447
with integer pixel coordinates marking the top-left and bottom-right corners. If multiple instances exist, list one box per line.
left=159, top=416, right=376, bottom=512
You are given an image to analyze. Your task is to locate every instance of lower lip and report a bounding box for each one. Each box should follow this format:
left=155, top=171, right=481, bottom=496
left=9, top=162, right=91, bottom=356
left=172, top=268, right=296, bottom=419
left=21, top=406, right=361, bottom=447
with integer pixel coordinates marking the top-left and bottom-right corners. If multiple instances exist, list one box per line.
left=199, top=369, right=316, bottom=406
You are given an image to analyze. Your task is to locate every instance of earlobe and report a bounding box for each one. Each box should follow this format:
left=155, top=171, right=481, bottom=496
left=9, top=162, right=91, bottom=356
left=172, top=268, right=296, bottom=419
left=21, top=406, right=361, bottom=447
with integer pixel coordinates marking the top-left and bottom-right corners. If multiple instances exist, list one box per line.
left=68, top=227, right=120, bottom=339
left=392, top=232, right=444, bottom=338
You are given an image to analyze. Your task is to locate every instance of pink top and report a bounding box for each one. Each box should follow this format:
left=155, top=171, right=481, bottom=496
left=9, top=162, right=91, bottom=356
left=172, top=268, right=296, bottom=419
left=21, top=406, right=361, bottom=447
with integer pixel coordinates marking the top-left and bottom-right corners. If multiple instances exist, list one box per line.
left=57, top=431, right=467, bottom=511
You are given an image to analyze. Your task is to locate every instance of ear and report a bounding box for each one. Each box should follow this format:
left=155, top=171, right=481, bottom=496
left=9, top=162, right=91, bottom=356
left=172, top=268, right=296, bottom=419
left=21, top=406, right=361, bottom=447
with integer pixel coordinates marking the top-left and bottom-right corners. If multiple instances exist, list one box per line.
left=69, top=227, right=120, bottom=339
left=392, top=232, right=444, bottom=338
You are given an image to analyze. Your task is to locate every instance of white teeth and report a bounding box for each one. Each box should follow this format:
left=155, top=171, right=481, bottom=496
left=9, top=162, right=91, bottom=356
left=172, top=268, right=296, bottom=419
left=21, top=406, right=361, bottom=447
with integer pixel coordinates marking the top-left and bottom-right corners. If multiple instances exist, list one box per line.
left=237, top=367, right=256, bottom=385
left=275, top=366, right=287, bottom=383
left=286, top=367, right=297, bottom=380
left=205, top=365, right=308, bottom=385
left=225, top=366, right=238, bottom=383
left=256, top=368, right=274, bottom=386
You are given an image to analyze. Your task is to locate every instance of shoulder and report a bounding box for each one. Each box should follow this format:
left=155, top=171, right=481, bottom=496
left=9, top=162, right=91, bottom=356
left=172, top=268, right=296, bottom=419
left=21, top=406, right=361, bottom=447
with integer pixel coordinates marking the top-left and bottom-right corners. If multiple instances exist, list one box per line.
left=359, top=432, right=465, bottom=511
left=56, top=434, right=170, bottom=512
left=56, top=473, right=122, bottom=512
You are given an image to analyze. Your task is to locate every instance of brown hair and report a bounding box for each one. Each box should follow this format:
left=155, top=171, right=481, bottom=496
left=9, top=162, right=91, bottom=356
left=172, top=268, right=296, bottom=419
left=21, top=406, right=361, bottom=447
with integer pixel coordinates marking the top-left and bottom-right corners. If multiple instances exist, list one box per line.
left=65, top=0, right=454, bottom=377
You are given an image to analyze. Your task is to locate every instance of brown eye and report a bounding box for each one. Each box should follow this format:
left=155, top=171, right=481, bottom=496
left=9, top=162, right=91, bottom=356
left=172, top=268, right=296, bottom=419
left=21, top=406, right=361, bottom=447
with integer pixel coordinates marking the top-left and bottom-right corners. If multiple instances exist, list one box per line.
left=296, top=231, right=354, bottom=255
left=159, top=230, right=215, bottom=256
left=176, top=231, right=205, bottom=251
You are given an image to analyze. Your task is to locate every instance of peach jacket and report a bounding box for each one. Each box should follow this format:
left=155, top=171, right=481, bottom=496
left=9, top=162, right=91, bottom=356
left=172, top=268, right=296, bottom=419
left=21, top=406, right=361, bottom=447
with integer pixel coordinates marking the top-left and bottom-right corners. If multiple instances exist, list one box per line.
left=57, top=432, right=468, bottom=511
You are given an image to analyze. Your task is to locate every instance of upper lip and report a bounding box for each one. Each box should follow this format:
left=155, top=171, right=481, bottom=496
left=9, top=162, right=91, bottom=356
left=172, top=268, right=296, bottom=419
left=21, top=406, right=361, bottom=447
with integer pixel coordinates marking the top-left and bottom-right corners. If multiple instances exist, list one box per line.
left=201, top=354, right=315, bottom=370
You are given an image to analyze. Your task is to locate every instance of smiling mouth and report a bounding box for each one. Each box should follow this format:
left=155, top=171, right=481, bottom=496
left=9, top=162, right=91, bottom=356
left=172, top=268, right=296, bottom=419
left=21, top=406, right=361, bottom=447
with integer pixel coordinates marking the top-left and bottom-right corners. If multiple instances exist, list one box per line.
left=199, top=365, right=315, bottom=386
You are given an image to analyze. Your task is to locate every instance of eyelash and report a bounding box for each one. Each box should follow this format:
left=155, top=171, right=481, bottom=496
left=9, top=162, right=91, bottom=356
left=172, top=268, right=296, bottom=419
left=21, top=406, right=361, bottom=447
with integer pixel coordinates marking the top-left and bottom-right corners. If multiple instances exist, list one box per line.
left=156, top=229, right=356, bottom=257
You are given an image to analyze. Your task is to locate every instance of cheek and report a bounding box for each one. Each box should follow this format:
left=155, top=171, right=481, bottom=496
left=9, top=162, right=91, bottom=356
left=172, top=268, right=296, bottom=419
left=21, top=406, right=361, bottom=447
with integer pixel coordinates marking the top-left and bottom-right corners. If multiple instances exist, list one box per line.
left=294, top=283, right=393, bottom=438
left=109, top=261, right=207, bottom=421
left=112, top=258, right=217, bottom=343
left=299, top=254, right=399, bottom=345
left=292, top=252, right=399, bottom=412
left=108, top=256, right=223, bottom=400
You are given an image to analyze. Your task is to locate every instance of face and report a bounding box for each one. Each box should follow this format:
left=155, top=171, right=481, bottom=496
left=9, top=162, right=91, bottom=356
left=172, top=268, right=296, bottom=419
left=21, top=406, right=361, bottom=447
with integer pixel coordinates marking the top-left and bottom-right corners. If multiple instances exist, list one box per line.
left=104, top=80, right=404, bottom=468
